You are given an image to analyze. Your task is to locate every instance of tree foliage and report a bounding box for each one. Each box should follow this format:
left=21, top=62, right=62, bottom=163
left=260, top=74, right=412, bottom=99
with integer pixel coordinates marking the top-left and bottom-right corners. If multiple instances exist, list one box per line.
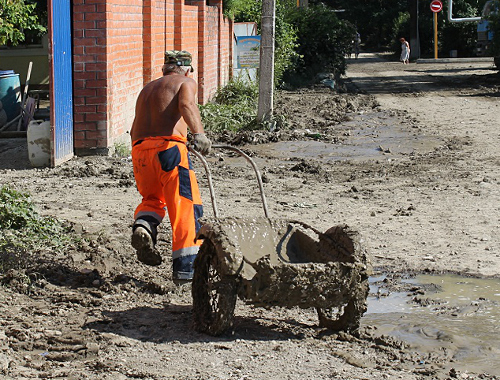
left=311, top=0, right=488, bottom=57
left=311, top=0, right=409, bottom=49
left=440, top=0, right=480, bottom=56
left=230, top=0, right=352, bottom=87
left=283, top=4, right=355, bottom=84
left=0, top=0, right=46, bottom=46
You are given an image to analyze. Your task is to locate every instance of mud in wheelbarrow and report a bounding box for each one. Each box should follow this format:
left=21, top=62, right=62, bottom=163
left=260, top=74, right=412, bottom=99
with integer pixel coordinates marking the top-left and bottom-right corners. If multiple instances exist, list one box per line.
left=189, top=146, right=371, bottom=336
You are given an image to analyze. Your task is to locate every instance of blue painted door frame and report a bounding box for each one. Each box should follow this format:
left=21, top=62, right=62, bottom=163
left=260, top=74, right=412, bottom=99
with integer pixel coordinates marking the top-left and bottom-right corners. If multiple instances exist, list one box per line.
left=48, top=0, right=74, bottom=166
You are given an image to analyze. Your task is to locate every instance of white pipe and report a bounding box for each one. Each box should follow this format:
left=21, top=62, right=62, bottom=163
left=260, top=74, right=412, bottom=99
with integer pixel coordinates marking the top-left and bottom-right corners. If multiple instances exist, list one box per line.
left=448, top=0, right=481, bottom=22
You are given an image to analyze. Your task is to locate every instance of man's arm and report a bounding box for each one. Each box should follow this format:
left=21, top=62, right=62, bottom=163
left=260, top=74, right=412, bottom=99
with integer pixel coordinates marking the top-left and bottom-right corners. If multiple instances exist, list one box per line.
left=178, top=79, right=211, bottom=155
left=178, top=80, right=204, bottom=135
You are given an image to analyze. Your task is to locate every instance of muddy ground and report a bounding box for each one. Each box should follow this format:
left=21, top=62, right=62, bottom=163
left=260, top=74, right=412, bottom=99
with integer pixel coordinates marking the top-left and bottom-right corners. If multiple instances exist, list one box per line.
left=0, top=53, right=499, bottom=379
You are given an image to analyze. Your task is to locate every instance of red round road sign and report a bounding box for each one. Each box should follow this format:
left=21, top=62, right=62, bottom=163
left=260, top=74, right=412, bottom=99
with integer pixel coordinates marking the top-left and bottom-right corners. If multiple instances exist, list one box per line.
left=430, top=0, right=443, bottom=12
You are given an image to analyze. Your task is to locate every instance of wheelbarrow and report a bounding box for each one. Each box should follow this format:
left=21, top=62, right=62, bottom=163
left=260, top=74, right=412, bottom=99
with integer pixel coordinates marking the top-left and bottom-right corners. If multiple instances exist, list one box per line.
left=189, top=145, right=371, bottom=336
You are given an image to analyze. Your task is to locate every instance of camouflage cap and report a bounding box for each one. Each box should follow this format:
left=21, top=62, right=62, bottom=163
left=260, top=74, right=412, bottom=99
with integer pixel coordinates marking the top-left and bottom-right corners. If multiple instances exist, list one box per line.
left=164, top=50, right=194, bottom=71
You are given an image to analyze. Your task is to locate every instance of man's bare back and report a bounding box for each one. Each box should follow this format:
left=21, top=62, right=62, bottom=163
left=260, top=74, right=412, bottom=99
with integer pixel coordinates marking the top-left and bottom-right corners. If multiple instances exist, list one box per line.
left=130, top=72, right=204, bottom=142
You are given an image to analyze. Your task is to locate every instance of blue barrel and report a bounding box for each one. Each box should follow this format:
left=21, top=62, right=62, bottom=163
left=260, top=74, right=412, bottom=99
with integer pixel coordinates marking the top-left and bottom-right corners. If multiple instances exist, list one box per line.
left=0, top=73, right=21, bottom=122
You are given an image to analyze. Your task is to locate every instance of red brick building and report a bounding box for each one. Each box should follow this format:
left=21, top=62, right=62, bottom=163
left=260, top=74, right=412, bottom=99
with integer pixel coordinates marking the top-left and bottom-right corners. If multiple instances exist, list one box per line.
left=71, top=0, right=233, bottom=155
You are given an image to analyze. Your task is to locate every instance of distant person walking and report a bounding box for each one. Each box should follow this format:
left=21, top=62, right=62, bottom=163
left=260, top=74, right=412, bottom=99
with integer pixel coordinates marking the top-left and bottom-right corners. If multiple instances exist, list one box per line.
left=354, top=32, right=361, bottom=59
left=399, top=37, right=410, bottom=64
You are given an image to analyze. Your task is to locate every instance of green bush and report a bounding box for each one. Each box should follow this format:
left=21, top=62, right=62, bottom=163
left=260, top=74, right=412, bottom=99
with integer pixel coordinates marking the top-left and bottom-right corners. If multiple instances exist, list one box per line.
left=391, top=11, right=410, bottom=52
left=274, top=0, right=300, bottom=88
left=0, top=186, right=37, bottom=230
left=113, top=142, right=131, bottom=158
left=213, top=78, right=258, bottom=105
left=0, top=186, right=76, bottom=272
left=440, top=0, right=479, bottom=57
left=283, top=4, right=355, bottom=85
left=200, top=79, right=259, bottom=133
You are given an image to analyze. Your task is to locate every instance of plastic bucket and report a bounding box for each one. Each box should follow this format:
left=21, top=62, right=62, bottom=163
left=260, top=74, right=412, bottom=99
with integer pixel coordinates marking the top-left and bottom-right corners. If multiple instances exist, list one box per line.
left=0, top=73, right=21, bottom=121
left=27, top=120, right=51, bottom=167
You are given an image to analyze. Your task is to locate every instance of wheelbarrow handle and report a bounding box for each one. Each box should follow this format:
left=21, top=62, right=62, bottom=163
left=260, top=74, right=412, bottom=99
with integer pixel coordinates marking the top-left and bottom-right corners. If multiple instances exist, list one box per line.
left=188, top=144, right=270, bottom=219
left=187, top=147, right=219, bottom=218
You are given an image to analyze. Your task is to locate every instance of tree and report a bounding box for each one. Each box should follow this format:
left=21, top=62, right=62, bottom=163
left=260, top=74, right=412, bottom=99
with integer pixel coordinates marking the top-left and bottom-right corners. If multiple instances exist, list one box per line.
left=229, top=0, right=353, bottom=86
left=310, top=0, right=488, bottom=57
left=440, top=0, right=482, bottom=57
left=284, top=3, right=355, bottom=84
left=310, top=0, right=409, bottom=50
left=0, top=0, right=46, bottom=46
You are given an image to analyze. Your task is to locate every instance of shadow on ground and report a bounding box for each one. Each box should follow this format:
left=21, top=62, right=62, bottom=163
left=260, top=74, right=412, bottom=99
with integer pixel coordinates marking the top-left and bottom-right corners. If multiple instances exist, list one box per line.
left=0, top=138, right=31, bottom=170
left=84, top=303, right=319, bottom=344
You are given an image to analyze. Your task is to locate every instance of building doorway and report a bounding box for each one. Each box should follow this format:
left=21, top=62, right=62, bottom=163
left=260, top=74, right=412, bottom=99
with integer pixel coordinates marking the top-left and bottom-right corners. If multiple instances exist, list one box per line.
left=0, top=0, right=74, bottom=169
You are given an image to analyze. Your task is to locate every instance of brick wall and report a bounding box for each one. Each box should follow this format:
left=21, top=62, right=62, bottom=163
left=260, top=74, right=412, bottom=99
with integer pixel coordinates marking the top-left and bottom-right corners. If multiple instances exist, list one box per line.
left=106, top=0, right=144, bottom=143
left=72, top=0, right=107, bottom=152
left=180, top=4, right=200, bottom=86
left=200, top=5, right=220, bottom=104
left=72, top=0, right=233, bottom=155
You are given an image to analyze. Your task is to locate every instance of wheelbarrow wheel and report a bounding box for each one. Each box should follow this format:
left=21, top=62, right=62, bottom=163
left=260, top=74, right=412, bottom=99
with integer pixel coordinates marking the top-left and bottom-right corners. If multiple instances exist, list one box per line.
left=192, top=239, right=238, bottom=336
left=316, top=275, right=369, bottom=332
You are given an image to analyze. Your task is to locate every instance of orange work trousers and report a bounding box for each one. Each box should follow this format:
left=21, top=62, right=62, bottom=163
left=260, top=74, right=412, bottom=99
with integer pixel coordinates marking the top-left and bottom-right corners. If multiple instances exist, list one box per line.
left=132, top=136, right=203, bottom=260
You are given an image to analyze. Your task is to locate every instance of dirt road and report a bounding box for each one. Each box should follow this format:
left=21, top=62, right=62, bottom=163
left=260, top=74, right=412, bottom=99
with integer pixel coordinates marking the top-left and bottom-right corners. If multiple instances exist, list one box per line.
left=0, top=53, right=499, bottom=379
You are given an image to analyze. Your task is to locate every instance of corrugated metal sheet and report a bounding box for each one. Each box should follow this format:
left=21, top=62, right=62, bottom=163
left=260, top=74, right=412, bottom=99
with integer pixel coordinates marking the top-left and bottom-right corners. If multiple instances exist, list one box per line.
left=50, top=0, right=74, bottom=165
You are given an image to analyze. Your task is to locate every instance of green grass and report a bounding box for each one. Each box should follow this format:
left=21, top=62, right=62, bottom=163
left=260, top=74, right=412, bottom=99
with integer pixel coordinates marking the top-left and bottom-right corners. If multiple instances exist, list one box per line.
left=113, top=142, right=131, bottom=158
left=200, top=79, right=261, bottom=133
left=0, top=186, right=78, bottom=273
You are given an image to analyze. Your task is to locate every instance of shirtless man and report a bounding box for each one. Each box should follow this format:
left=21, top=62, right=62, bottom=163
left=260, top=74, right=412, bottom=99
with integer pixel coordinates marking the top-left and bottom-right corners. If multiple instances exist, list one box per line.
left=130, top=50, right=211, bottom=283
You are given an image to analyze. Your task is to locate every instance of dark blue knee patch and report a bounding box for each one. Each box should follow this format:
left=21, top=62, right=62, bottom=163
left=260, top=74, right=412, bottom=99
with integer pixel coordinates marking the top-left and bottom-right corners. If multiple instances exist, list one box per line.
left=188, top=153, right=194, bottom=170
left=178, top=166, right=192, bottom=200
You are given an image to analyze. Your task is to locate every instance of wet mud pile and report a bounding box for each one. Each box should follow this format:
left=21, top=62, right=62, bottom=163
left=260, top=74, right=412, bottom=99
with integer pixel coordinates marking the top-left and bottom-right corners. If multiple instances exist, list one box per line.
left=214, top=90, right=380, bottom=146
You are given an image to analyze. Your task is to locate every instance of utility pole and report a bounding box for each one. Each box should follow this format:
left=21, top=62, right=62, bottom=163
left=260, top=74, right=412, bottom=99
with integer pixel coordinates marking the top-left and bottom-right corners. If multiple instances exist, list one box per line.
left=257, top=0, right=275, bottom=124
left=409, top=0, right=420, bottom=59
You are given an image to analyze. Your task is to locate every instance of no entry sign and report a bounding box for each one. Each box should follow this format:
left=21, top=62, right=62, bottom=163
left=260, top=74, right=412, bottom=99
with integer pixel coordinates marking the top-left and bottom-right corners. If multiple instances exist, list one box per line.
left=430, top=0, right=443, bottom=12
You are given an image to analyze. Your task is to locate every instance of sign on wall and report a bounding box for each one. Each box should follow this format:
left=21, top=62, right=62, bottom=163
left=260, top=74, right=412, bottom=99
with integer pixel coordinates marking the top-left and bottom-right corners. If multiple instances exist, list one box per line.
left=236, top=36, right=261, bottom=69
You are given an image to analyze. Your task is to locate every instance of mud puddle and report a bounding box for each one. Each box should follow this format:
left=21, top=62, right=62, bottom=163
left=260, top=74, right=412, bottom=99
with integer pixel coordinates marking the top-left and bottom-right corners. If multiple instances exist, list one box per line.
left=250, top=111, right=443, bottom=162
left=363, top=274, right=500, bottom=376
